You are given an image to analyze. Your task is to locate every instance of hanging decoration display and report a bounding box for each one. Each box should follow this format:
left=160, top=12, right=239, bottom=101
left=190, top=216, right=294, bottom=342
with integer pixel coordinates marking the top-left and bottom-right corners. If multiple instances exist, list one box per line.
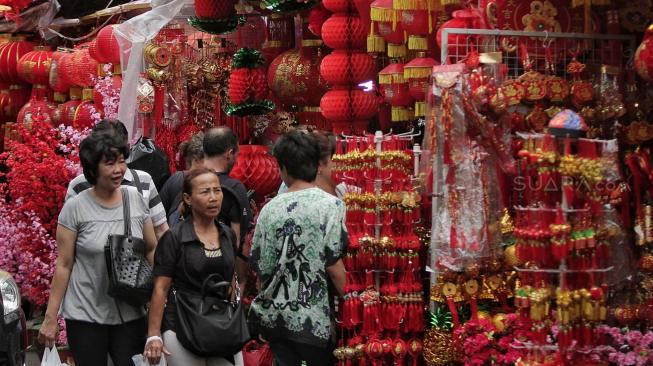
left=320, top=0, right=379, bottom=134
left=188, top=0, right=243, bottom=35
left=226, top=47, right=275, bottom=116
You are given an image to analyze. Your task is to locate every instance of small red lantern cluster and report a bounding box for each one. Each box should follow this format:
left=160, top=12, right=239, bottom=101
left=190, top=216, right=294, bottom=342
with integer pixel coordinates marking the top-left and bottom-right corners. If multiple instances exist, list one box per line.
left=320, top=0, right=379, bottom=134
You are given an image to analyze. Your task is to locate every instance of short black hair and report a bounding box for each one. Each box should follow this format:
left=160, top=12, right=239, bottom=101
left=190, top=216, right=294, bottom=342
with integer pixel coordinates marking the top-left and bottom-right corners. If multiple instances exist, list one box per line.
left=92, top=119, right=129, bottom=140
left=179, top=132, right=204, bottom=168
left=272, top=131, right=320, bottom=182
left=79, top=129, right=130, bottom=185
left=203, top=126, right=238, bottom=158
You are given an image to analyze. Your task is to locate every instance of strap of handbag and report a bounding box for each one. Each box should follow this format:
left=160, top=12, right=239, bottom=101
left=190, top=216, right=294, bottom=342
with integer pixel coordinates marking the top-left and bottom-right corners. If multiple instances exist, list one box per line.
left=114, top=187, right=131, bottom=324
left=130, top=169, right=143, bottom=195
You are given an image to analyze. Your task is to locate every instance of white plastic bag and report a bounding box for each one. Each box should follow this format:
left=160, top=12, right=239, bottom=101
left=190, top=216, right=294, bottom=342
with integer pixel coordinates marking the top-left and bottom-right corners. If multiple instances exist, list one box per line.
left=41, top=347, right=68, bottom=366
left=132, top=353, right=167, bottom=366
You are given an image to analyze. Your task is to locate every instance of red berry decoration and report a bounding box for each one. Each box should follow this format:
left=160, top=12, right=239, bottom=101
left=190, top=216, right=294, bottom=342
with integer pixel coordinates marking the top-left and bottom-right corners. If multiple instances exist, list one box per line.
left=225, top=48, right=275, bottom=117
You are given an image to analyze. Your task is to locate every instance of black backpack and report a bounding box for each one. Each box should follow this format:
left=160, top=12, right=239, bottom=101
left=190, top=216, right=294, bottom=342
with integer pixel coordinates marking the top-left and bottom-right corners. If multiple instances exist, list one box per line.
left=127, top=137, right=171, bottom=192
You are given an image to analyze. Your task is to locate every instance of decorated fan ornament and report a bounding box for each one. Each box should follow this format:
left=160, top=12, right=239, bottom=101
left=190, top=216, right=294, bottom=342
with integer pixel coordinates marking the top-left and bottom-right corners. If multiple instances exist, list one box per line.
left=225, top=48, right=275, bottom=117
left=547, top=109, right=587, bottom=137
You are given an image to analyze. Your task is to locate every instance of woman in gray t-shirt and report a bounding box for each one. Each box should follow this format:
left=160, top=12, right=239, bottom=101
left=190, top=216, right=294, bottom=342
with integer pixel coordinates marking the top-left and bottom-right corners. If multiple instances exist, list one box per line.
left=39, top=124, right=158, bottom=366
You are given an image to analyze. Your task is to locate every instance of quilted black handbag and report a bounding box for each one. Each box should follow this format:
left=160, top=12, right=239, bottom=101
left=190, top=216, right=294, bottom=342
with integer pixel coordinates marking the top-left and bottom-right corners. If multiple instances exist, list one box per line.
left=174, top=257, right=250, bottom=357
left=104, top=188, right=153, bottom=307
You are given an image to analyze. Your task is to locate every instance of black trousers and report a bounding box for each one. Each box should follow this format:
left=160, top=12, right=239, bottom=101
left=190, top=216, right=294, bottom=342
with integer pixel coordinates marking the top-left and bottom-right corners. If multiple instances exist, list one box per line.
left=269, top=340, right=334, bottom=366
left=65, top=317, right=147, bottom=366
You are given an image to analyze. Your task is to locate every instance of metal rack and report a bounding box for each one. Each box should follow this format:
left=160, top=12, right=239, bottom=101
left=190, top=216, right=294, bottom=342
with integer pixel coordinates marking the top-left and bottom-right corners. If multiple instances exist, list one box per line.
left=439, top=28, right=636, bottom=78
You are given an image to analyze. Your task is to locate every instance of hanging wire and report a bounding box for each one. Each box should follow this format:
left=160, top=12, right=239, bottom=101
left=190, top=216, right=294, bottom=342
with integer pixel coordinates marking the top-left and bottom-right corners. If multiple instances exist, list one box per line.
left=43, top=0, right=118, bottom=42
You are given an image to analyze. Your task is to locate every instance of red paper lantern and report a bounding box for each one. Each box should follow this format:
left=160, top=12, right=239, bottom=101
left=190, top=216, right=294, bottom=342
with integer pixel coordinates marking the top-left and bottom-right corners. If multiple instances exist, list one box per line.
left=395, top=0, right=440, bottom=50
left=229, top=68, right=267, bottom=105
left=436, top=9, right=486, bottom=59
left=320, top=87, right=378, bottom=121
left=371, top=0, right=406, bottom=57
left=323, top=0, right=355, bottom=13
left=59, top=99, right=82, bottom=127
left=94, top=25, right=122, bottom=65
left=60, top=48, right=99, bottom=87
left=320, top=50, right=376, bottom=85
left=93, top=75, right=122, bottom=112
left=0, top=88, right=9, bottom=122
left=635, top=24, right=653, bottom=82
left=321, top=14, right=367, bottom=50
left=49, top=50, right=72, bottom=93
left=72, top=101, right=97, bottom=130
left=230, top=145, right=281, bottom=201
left=17, top=47, right=53, bottom=86
left=308, top=3, right=332, bottom=36
left=267, top=43, right=329, bottom=107
left=404, top=54, right=438, bottom=116
left=6, top=86, right=30, bottom=120
left=0, top=39, right=35, bottom=85
left=17, top=98, right=56, bottom=126
left=379, top=62, right=414, bottom=122
left=195, top=0, right=236, bottom=19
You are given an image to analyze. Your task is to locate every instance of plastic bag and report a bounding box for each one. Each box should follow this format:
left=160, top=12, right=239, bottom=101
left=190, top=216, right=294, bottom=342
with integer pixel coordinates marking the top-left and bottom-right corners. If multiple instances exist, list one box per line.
left=242, top=341, right=273, bottom=366
left=41, top=347, right=69, bottom=366
left=132, top=354, right=167, bottom=366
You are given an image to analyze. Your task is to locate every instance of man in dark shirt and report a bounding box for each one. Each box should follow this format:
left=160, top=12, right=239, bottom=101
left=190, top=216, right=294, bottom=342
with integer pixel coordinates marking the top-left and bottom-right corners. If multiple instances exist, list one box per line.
left=202, top=127, right=252, bottom=248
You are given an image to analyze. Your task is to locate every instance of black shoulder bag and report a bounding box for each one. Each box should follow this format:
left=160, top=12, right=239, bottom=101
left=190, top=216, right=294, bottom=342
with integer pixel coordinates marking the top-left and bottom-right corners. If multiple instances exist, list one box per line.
left=173, top=231, right=250, bottom=357
left=104, top=188, right=154, bottom=307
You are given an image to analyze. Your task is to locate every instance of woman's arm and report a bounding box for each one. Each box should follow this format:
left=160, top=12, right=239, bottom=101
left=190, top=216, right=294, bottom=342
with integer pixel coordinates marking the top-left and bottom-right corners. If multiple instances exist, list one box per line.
left=143, top=218, right=157, bottom=265
left=145, top=276, right=172, bottom=364
left=38, top=225, right=77, bottom=348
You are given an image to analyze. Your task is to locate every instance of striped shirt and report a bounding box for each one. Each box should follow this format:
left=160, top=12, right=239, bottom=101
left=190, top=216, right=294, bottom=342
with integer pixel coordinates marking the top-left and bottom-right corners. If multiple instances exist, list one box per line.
left=65, top=169, right=167, bottom=228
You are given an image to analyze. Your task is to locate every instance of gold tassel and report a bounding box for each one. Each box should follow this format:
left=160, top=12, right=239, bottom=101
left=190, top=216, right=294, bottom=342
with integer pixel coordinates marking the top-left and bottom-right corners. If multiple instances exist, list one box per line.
left=404, top=66, right=432, bottom=79
left=367, top=34, right=386, bottom=53
left=379, top=74, right=395, bottom=84
left=391, top=106, right=414, bottom=121
left=393, top=0, right=427, bottom=10
left=408, top=35, right=428, bottom=51
left=414, top=101, right=426, bottom=117
left=387, top=43, right=406, bottom=58
left=370, top=7, right=395, bottom=23
left=440, top=0, right=459, bottom=6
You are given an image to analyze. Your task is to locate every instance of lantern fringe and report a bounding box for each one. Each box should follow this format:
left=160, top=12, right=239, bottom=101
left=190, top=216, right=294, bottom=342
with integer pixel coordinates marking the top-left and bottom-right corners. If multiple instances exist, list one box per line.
left=368, top=34, right=386, bottom=53
left=404, top=66, right=432, bottom=79
left=391, top=106, right=413, bottom=121
left=388, top=43, right=407, bottom=58
left=393, top=0, right=428, bottom=10
left=188, top=15, right=245, bottom=35
left=225, top=99, right=275, bottom=117
left=379, top=73, right=406, bottom=84
left=370, top=7, right=397, bottom=30
left=408, top=35, right=429, bottom=51
left=232, top=47, right=266, bottom=69
left=440, top=0, right=460, bottom=6
left=414, top=101, right=426, bottom=117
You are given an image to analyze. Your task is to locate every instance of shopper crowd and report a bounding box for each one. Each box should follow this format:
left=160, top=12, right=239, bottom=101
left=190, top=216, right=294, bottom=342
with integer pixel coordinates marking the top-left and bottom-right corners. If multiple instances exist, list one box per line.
left=37, top=120, right=348, bottom=366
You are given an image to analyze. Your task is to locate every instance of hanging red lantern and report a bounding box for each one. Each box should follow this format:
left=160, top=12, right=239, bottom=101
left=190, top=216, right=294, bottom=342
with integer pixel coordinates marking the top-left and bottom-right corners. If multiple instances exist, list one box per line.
left=230, top=145, right=281, bottom=202
left=320, top=50, right=376, bottom=85
left=379, top=62, right=414, bottom=122
left=320, top=88, right=378, bottom=120
left=371, top=0, right=406, bottom=57
left=17, top=47, right=53, bottom=86
left=267, top=41, right=329, bottom=108
left=394, top=0, right=439, bottom=51
left=0, top=88, right=10, bottom=123
left=59, top=88, right=83, bottom=127
left=308, top=3, right=332, bottom=37
left=61, top=48, right=99, bottom=88
left=321, top=14, right=368, bottom=50
left=72, top=100, right=98, bottom=130
left=226, top=48, right=275, bottom=116
left=6, top=85, right=30, bottom=120
left=0, top=39, right=35, bottom=85
left=189, top=0, right=242, bottom=35
left=436, top=9, right=486, bottom=60
left=49, top=49, right=72, bottom=94
left=93, top=25, right=122, bottom=65
left=635, top=24, right=653, bottom=82
left=93, top=75, right=122, bottom=113
left=17, top=96, right=56, bottom=127
left=404, top=53, right=438, bottom=117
